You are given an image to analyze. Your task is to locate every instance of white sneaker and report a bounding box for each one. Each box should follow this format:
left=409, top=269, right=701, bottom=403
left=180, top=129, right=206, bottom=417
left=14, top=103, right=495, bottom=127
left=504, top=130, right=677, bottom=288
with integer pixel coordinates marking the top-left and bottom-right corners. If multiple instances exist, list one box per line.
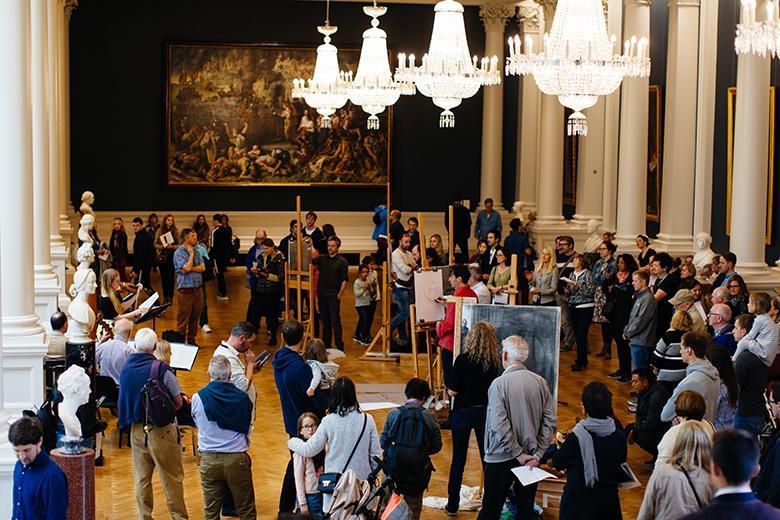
left=216, top=295, right=229, bottom=301
left=201, top=324, right=212, bottom=333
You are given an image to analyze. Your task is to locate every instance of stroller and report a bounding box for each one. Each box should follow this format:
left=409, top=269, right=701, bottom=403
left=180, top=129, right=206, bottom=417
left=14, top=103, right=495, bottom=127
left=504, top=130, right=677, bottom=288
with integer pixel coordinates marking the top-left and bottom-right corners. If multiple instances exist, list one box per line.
left=324, top=456, right=413, bottom=520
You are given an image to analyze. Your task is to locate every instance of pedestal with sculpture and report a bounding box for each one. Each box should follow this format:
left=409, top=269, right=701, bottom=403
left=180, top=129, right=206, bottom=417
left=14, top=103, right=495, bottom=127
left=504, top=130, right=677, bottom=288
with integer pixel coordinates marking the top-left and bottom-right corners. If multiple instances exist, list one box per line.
left=51, top=365, right=96, bottom=520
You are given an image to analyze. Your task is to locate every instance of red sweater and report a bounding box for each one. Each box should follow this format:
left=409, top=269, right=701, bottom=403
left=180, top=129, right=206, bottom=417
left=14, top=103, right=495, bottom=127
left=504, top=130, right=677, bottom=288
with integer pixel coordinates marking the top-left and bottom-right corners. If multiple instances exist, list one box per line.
left=437, top=285, right=478, bottom=352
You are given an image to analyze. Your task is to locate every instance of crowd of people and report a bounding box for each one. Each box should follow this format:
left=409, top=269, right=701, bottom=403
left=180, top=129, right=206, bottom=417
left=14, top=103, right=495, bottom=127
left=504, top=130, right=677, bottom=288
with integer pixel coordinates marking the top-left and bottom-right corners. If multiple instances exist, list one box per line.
left=14, top=201, right=780, bottom=520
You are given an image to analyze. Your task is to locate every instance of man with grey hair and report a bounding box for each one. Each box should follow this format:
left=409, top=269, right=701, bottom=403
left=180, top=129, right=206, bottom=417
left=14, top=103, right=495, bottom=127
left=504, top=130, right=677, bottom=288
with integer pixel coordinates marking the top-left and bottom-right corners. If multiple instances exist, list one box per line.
left=709, top=303, right=737, bottom=355
left=192, top=356, right=256, bottom=519
left=711, top=286, right=736, bottom=319
left=118, top=327, right=187, bottom=520
left=479, top=335, right=557, bottom=520
left=96, top=318, right=135, bottom=384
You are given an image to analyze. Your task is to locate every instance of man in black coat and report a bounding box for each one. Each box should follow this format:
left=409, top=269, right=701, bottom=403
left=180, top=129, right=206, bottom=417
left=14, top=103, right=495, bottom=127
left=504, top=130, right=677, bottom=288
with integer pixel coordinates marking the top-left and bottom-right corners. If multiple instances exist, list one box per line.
left=624, top=367, right=670, bottom=462
left=131, top=217, right=155, bottom=291
left=211, top=215, right=233, bottom=299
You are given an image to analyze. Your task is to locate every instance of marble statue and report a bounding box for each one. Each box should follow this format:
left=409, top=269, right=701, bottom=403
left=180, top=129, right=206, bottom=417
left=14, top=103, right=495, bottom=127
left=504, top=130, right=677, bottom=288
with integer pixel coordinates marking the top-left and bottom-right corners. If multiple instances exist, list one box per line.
left=693, top=232, right=717, bottom=272
left=67, top=244, right=97, bottom=344
left=57, top=365, right=91, bottom=437
left=78, top=214, right=96, bottom=246
left=583, top=219, right=602, bottom=253
left=79, top=191, right=95, bottom=216
left=512, top=201, right=527, bottom=224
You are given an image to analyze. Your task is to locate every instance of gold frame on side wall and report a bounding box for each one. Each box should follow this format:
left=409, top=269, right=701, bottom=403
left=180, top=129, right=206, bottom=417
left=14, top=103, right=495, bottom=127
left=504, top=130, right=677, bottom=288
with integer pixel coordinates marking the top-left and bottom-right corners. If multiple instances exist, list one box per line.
left=726, top=86, right=774, bottom=245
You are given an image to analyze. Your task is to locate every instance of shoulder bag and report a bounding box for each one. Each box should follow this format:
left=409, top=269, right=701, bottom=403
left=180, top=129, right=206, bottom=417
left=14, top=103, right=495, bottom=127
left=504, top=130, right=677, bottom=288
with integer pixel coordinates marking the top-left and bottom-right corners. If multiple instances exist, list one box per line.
left=317, top=413, right=368, bottom=493
left=681, top=467, right=704, bottom=509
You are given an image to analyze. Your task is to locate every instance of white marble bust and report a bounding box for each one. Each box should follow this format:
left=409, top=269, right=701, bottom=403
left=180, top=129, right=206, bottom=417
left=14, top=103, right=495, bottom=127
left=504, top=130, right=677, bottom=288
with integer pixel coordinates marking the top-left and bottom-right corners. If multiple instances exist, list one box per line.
left=583, top=219, right=602, bottom=253
left=693, top=232, right=716, bottom=272
left=57, top=365, right=91, bottom=437
left=78, top=214, right=96, bottom=246
left=67, top=245, right=97, bottom=344
left=79, top=191, right=95, bottom=216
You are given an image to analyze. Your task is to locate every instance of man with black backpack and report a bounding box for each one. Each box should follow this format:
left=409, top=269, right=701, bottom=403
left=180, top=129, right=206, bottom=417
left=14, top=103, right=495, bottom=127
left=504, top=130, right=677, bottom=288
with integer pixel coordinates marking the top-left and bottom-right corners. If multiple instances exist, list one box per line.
left=118, top=328, right=188, bottom=520
left=380, top=378, right=442, bottom=519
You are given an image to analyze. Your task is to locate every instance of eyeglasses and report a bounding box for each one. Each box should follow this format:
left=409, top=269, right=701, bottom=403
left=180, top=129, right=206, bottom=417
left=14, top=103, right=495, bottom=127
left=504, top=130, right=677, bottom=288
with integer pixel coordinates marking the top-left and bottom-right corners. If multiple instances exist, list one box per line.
left=301, top=424, right=318, bottom=431
left=708, top=313, right=723, bottom=318
left=727, top=284, right=740, bottom=289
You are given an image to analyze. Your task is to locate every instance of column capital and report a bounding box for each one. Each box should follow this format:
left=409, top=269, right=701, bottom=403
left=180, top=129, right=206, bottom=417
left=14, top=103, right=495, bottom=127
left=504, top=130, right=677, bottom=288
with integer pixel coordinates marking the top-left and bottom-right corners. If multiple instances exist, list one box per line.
left=479, top=3, right=515, bottom=32
left=624, top=0, right=651, bottom=6
left=63, top=0, right=77, bottom=19
left=536, top=0, right=558, bottom=22
left=517, top=1, right=544, bottom=32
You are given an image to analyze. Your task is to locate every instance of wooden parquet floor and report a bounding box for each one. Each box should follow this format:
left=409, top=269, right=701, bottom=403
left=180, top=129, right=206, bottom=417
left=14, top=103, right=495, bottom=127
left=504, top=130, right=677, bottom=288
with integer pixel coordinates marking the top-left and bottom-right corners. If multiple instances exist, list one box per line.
left=94, top=269, right=650, bottom=519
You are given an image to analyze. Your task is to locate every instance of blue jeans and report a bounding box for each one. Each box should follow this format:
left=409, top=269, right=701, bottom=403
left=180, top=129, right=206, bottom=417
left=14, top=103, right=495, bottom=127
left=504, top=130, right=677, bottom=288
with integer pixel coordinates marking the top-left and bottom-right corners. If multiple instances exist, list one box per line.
left=389, top=287, right=410, bottom=339
left=733, top=413, right=765, bottom=436
left=305, top=493, right=323, bottom=519
left=355, top=305, right=372, bottom=339
left=631, top=344, right=650, bottom=370
left=447, top=406, right=487, bottom=511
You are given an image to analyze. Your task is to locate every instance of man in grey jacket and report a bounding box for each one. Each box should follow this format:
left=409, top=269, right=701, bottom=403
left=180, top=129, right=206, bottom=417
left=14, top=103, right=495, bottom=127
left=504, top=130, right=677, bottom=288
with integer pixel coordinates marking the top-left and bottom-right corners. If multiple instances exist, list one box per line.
left=479, top=336, right=557, bottom=520
left=660, top=331, right=721, bottom=424
left=624, top=270, right=657, bottom=370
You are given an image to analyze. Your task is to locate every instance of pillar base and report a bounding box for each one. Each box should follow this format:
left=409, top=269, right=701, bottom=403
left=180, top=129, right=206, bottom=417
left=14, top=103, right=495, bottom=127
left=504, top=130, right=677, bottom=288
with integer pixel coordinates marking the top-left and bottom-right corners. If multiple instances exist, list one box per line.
left=653, top=233, right=694, bottom=258
left=34, top=267, right=60, bottom=330
left=532, top=220, right=582, bottom=254
left=570, top=214, right=603, bottom=228
left=614, top=234, right=642, bottom=256
left=738, top=263, right=780, bottom=292
left=50, top=236, right=68, bottom=290
left=2, top=315, right=47, bottom=414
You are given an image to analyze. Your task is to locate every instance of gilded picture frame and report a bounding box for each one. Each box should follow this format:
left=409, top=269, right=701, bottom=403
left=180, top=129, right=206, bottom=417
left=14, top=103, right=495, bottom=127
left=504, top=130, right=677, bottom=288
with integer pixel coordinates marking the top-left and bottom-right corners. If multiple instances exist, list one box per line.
left=646, top=85, right=663, bottom=222
left=726, top=86, right=774, bottom=244
left=165, top=43, right=391, bottom=187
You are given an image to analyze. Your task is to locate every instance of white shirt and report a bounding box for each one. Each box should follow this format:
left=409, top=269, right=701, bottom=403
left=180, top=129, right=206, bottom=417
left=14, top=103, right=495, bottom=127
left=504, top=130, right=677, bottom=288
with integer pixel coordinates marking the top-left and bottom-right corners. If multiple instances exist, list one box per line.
left=714, top=484, right=753, bottom=498
left=471, top=281, right=491, bottom=304
left=213, top=342, right=257, bottom=421
left=392, top=248, right=415, bottom=286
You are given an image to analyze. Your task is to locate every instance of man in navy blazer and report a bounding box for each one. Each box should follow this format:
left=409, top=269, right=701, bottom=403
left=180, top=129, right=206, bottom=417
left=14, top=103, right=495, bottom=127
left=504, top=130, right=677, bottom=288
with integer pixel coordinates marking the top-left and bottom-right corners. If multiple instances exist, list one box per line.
left=682, top=429, right=780, bottom=519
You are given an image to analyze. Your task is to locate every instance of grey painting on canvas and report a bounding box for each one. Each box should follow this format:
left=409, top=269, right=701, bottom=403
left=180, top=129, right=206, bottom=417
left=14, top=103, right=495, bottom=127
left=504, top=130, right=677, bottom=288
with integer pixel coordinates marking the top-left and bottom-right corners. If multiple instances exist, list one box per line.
left=460, top=304, right=561, bottom=401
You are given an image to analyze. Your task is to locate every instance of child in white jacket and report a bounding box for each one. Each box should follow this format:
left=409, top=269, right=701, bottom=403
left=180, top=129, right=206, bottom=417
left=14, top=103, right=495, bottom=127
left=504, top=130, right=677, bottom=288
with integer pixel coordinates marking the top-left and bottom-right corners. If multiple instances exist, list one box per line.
left=304, top=338, right=340, bottom=397
left=733, top=292, right=779, bottom=367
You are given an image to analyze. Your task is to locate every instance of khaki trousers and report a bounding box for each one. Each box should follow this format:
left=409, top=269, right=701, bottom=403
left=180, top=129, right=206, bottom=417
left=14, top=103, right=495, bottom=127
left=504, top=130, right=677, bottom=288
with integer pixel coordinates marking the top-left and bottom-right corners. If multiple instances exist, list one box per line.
left=200, top=451, right=257, bottom=520
left=130, top=422, right=188, bottom=520
left=176, top=288, right=203, bottom=343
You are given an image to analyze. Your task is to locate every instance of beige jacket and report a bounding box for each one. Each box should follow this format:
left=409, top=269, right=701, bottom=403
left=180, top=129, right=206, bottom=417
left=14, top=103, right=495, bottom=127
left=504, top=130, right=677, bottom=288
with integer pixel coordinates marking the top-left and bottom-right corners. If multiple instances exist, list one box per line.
left=638, top=464, right=713, bottom=520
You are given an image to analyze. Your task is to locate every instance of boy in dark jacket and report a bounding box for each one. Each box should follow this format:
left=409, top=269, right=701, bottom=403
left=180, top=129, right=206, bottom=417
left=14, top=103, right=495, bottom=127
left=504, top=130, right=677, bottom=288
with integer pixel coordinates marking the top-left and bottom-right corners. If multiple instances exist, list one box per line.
left=624, top=368, right=670, bottom=463
left=273, top=320, right=327, bottom=515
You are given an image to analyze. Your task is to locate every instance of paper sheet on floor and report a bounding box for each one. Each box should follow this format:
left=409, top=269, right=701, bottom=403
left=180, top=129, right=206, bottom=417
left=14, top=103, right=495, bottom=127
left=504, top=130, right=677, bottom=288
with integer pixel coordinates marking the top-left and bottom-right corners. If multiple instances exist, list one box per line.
left=422, top=485, right=482, bottom=511
left=359, top=402, right=400, bottom=411
left=511, top=465, right=556, bottom=486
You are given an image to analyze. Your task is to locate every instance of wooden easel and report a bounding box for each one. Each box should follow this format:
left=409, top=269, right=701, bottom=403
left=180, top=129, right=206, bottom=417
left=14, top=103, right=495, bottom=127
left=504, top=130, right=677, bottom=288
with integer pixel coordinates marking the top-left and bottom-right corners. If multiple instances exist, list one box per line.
left=361, top=183, right=396, bottom=362
left=284, top=196, right=315, bottom=342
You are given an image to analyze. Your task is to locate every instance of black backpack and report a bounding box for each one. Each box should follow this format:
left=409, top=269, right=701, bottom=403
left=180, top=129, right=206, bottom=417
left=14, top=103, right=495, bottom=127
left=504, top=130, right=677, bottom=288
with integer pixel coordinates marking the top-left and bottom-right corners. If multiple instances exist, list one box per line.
left=141, top=360, right=176, bottom=428
left=384, top=406, right=433, bottom=495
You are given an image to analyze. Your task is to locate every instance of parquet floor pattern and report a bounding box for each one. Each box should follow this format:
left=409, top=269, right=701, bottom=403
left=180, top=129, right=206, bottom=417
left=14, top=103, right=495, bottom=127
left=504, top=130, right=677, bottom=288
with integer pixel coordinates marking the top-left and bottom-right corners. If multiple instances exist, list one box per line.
left=94, top=269, right=649, bottom=519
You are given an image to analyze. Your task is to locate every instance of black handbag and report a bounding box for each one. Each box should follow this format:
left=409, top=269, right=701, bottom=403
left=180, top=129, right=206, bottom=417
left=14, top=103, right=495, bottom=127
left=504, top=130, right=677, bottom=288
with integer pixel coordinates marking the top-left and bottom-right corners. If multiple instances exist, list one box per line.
left=317, top=413, right=368, bottom=493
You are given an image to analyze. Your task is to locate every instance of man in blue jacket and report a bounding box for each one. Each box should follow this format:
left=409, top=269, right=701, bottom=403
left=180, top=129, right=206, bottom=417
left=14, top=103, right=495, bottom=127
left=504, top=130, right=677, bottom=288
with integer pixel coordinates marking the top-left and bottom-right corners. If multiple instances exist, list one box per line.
left=273, top=319, right=328, bottom=516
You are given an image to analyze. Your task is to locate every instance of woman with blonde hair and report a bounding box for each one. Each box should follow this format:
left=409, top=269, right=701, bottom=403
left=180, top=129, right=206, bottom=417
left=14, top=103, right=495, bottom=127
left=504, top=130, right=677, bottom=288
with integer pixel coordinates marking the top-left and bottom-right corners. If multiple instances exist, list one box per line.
left=98, top=268, right=142, bottom=321
left=638, top=421, right=714, bottom=519
left=444, top=322, right=502, bottom=515
left=530, top=246, right=559, bottom=306
left=154, top=213, right=179, bottom=304
left=652, top=310, right=694, bottom=393
left=429, top=234, right=447, bottom=266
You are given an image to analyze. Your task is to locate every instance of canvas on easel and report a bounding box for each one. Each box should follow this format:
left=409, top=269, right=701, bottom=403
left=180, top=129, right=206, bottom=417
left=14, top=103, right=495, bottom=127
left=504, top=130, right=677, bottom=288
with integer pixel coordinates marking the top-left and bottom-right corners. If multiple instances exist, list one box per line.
left=287, top=236, right=313, bottom=277
left=413, top=270, right=445, bottom=323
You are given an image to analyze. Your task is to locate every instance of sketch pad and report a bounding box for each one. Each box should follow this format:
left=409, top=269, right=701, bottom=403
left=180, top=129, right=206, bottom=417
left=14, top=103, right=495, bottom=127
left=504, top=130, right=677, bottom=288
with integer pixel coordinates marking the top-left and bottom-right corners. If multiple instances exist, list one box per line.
left=169, top=343, right=199, bottom=371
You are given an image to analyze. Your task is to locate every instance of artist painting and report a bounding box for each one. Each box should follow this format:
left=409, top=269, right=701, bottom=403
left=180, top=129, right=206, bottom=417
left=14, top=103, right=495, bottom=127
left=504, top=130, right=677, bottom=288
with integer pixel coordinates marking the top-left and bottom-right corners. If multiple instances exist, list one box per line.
left=166, top=43, right=389, bottom=186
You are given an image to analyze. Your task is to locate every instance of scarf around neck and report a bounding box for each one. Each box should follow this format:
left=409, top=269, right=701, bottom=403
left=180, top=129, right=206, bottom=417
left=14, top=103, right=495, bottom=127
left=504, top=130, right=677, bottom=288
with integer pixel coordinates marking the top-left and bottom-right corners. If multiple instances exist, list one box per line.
left=572, top=416, right=616, bottom=488
left=198, top=381, right=252, bottom=434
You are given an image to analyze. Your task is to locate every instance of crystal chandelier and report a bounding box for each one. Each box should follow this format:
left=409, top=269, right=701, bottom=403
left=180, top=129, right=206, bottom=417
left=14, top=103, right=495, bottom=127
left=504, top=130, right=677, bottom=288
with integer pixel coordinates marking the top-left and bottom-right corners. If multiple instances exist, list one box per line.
left=348, top=2, right=415, bottom=130
left=506, top=0, right=650, bottom=135
left=735, top=0, right=780, bottom=57
left=292, top=0, right=351, bottom=128
left=395, top=0, right=501, bottom=128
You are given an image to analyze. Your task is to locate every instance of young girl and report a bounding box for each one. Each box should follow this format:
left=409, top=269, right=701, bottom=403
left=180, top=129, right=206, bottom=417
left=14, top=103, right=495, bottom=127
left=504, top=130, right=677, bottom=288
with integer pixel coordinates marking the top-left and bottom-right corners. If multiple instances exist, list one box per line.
left=304, top=338, right=340, bottom=397
left=353, top=264, right=375, bottom=345
left=294, top=413, right=325, bottom=518
left=733, top=292, right=780, bottom=366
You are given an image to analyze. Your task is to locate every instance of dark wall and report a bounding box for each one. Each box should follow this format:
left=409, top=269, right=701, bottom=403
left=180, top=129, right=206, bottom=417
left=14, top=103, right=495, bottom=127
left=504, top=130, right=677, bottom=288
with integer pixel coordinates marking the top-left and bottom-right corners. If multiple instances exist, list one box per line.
left=712, top=1, right=780, bottom=262
left=69, top=0, right=497, bottom=212
left=646, top=0, right=669, bottom=237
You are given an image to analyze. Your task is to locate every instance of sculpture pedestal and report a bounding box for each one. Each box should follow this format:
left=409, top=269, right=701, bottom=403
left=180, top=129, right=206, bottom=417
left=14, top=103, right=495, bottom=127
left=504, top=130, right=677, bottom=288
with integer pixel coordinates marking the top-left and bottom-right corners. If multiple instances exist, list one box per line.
left=51, top=448, right=95, bottom=520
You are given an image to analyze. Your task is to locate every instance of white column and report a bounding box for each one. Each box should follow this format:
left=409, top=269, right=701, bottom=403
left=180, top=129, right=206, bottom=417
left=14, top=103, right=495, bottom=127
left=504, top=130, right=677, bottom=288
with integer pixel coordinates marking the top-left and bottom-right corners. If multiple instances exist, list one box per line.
left=516, top=1, right=544, bottom=211
left=32, top=0, right=60, bottom=329
left=693, top=0, right=719, bottom=237
left=0, top=0, right=47, bottom=413
left=733, top=2, right=780, bottom=290
left=535, top=95, right=565, bottom=227
left=0, top=231, right=17, bottom=520
left=47, top=0, right=68, bottom=303
left=654, top=0, right=700, bottom=255
left=57, top=1, right=75, bottom=249
left=479, top=4, right=514, bottom=207
left=601, top=0, right=623, bottom=233
left=614, top=0, right=650, bottom=251
left=573, top=100, right=606, bottom=225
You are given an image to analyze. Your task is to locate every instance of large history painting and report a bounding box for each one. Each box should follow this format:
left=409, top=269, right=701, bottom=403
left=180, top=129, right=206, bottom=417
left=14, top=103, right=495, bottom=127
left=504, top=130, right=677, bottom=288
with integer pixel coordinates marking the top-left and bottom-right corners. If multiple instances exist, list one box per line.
left=166, top=43, right=390, bottom=187
left=646, top=85, right=664, bottom=222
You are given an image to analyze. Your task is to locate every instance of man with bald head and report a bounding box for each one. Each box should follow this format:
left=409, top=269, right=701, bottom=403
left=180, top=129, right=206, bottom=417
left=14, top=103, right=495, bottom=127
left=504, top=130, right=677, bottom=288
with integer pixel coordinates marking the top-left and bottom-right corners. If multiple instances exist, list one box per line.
left=709, top=303, right=737, bottom=355
left=711, top=286, right=736, bottom=321
left=96, top=318, right=135, bottom=384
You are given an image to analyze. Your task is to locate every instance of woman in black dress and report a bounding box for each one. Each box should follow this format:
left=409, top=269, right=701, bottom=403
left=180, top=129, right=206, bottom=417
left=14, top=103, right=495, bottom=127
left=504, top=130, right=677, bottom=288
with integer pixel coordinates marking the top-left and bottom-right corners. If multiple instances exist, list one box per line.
left=154, top=214, right=179, bottom=304
left=109, top=218, right=128, bottom=281
left=635, top=234, right=656, bottom=270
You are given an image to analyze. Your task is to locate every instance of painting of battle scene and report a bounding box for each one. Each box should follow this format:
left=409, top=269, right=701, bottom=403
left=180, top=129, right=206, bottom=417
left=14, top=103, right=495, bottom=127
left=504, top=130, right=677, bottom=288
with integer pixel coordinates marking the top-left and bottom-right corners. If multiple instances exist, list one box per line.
left=166, top=43, right=390, bottom=186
